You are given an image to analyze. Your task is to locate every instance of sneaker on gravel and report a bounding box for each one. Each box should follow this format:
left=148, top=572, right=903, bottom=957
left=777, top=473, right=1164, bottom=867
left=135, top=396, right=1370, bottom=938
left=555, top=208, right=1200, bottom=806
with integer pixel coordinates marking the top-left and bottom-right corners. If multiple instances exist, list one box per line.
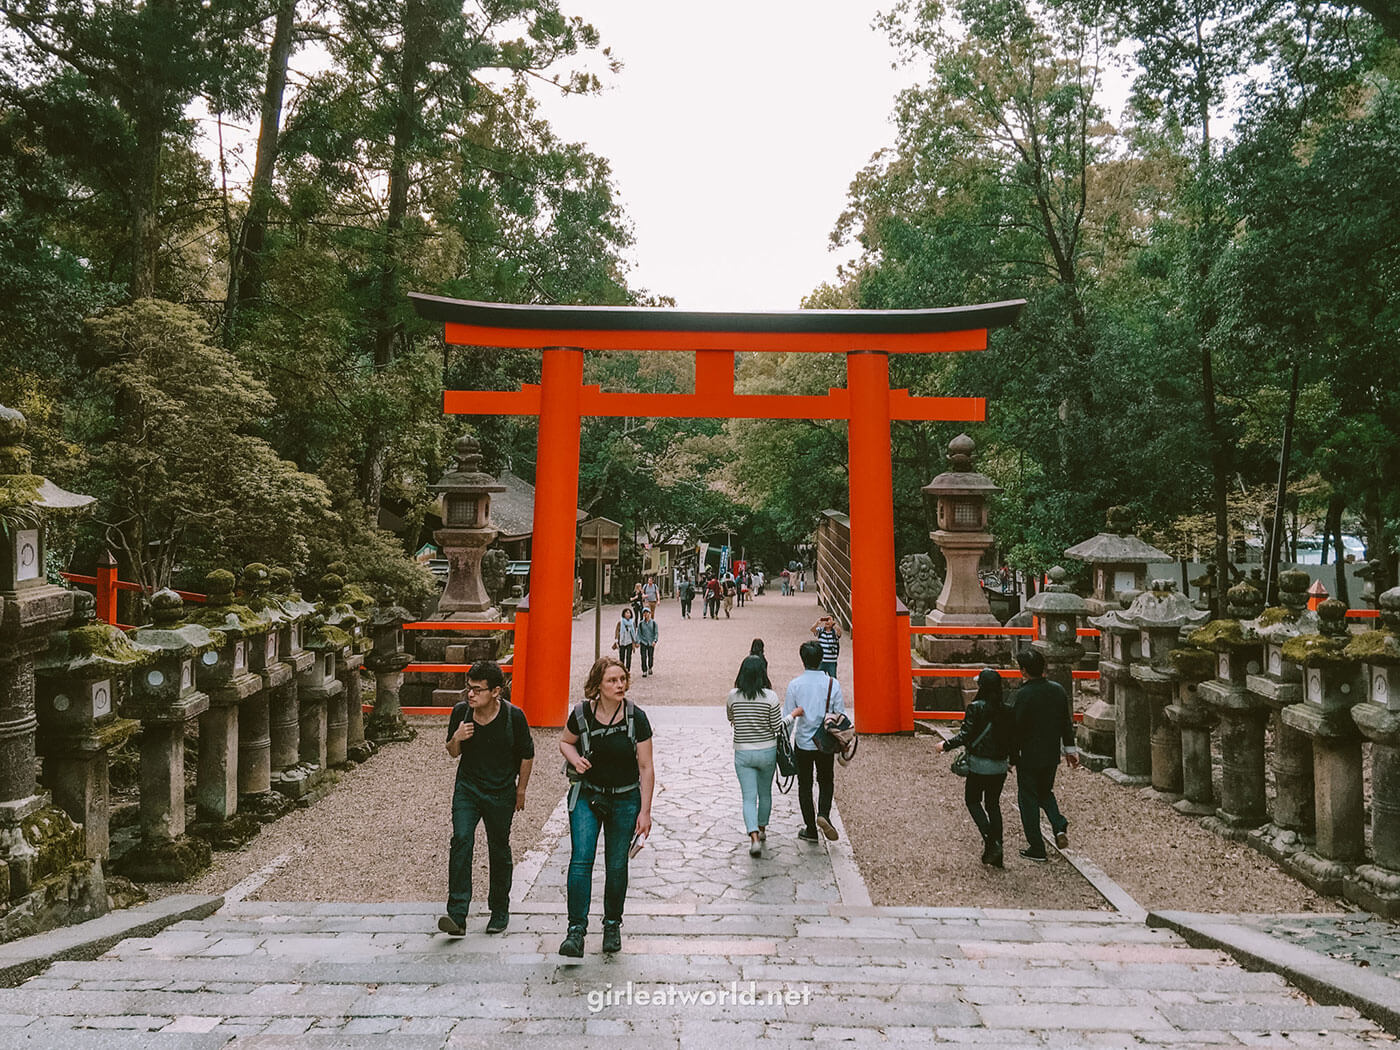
left=797, top=827, right=820, bottom=842
left=559, top=925, right=586, bottom=957
left=485, top=912, right=509, bottom=934
left=1055, top=830, right=1069, bottom=849
left=602, top=921, right=622, bottom=953
left=1019, top=847, right=1048, bottom=863
left=815, top=816, right=838, bottom=841
left=437, top=915, right=465, bottom=937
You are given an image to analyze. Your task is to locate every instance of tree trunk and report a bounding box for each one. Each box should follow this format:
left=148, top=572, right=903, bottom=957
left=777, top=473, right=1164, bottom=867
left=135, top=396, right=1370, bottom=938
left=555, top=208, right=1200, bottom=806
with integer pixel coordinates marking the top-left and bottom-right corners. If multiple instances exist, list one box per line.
left=224, top=0, right=297, bottom=340
left=1264, top=360, right=1300, bottom=604
left=1325, top=492, right=1348, bottom=605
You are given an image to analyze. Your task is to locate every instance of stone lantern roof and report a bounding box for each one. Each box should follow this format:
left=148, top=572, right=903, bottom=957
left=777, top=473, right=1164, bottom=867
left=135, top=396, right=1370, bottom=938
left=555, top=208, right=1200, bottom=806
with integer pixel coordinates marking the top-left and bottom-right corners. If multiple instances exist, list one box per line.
left=1063, top=507, right=1170, bottom=565
left=1253, top=569, right=1319, bottom=645
left=1024, top=566, right=1087, bottom=617
left=0, top=404, right=95, bottom=516
left=36, top=592, right=153, bottom=678
left=1343, top=586, right=1400, bottom=666
left=431, top=435, right=507, bottom=499
left=136, top=589, right=219, bottom=655
left=921, top=434, right=1002, bottom=499
left=1121, top=580, right=1209, bottom=631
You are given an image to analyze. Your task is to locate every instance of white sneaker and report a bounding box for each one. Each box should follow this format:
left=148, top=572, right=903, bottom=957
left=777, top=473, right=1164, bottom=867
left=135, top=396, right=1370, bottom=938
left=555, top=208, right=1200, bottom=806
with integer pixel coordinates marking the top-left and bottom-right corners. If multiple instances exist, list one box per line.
left=749, top=839, right=762, bottom=857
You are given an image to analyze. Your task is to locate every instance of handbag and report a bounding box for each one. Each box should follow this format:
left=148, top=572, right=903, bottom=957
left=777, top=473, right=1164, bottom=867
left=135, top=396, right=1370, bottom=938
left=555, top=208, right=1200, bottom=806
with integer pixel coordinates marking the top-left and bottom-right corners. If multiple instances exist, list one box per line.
left=949, top=718, right=993, bottom=778
left=813, top=679, right=857, bottom=760
left=774, top=719, right=797, bottom=793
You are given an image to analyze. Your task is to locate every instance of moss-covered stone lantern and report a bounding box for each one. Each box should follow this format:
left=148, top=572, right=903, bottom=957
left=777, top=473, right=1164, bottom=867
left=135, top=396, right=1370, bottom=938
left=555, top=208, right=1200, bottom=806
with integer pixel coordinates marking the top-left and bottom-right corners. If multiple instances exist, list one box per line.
left=121, top=590, right=217, bottom=881
left=1342, top=585, right=1400, bottom=916
left=34, top=593, right=145, bottom=860
left=0, top=404, right=107, bottom=938
left=1280, top=598, right=1365, bottom=895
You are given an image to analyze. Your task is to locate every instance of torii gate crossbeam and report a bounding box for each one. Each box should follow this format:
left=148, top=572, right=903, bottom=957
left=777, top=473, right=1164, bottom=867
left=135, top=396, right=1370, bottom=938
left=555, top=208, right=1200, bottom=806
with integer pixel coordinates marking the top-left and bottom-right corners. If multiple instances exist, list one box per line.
left=411, top=293, right=1025, bottom=733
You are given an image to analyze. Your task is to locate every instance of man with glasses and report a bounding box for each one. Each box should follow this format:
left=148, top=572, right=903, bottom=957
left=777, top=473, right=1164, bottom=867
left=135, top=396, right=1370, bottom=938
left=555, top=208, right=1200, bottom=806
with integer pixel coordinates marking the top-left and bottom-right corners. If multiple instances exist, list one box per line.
left=439, top=660, right=534, bottom=936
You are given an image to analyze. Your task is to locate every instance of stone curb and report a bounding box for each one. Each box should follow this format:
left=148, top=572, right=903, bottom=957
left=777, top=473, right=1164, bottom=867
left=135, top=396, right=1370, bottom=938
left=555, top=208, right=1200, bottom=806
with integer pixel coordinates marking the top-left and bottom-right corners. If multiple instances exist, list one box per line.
left=0, top=894, right=224, bottom=988
left=1148, top=909, right=1400, bottom=1036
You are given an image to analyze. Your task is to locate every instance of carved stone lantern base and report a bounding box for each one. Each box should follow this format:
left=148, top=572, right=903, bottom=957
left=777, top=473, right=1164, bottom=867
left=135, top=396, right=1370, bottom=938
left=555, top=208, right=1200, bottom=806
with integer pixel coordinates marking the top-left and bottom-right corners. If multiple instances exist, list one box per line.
left=239, top=789, right=294, bottom=824
left=190, top=811, right=262, bottom=851
left=1345, top=865, right=1400, bottom=919
left=0, top=796, right=107, bottom=942
left=115, top=833, right=213, bottom=883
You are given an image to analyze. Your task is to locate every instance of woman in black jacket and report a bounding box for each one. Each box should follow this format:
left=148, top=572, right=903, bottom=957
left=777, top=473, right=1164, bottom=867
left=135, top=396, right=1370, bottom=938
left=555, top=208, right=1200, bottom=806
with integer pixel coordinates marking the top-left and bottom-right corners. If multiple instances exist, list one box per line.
left=941, top=667, right=1014, bottom=867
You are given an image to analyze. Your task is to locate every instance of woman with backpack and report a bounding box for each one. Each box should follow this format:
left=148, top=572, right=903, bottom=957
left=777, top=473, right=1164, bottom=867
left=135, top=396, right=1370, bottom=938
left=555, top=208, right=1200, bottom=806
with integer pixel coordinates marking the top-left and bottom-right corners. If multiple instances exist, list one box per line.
left=558, top=656, right=654, bottom=957
left=727, top=654, right=788, bottom=857
left=612, top=606, right=639, bottom=673
left=941, top=667, right=1015, bottom=868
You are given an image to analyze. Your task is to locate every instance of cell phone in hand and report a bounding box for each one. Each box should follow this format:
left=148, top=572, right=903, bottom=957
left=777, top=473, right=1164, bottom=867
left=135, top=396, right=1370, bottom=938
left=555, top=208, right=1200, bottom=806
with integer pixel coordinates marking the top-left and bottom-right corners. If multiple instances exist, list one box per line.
left=628, top=831, right=647, bottom=858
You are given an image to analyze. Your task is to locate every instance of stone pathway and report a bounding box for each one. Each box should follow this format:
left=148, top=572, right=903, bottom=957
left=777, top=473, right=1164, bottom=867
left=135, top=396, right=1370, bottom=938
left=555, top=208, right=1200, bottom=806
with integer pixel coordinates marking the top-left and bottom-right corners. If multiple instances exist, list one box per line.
left=523, top=706, right=862, bottom=912
left=1, top=698, right=1394, bottom=1044
left=1244, top=913, right=1400, bottom=981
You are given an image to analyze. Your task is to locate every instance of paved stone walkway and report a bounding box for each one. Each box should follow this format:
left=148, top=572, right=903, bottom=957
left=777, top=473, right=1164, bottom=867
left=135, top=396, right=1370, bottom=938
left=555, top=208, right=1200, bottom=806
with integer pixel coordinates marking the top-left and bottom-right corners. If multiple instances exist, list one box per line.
left=1244, top=913, right=1400, bottom=982
left=1, top=698, right=1394, bottom=1044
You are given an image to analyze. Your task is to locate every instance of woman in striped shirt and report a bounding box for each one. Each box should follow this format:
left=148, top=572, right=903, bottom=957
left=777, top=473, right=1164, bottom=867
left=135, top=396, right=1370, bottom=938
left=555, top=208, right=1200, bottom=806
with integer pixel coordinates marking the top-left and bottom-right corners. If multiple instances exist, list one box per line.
left=727, top=654, right=789, bottom=857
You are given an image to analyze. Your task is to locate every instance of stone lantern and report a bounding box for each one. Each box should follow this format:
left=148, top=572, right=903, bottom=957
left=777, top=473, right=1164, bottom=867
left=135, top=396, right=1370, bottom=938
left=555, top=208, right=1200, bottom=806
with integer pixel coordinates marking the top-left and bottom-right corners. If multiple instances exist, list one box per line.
left=921, top=434, right=1001, bottom=626
left=186, top=569, right=269, bottom=846
left=265, top=567, right=317, bottom=801
left=433, top=435, right=506, bottom=621
left=1125, top=580, right=1208, bottom=801
left=1280, top=599, right=1365, bottom=896
left=297, top=577, right=348, bottom=795
left=317, top=573, right=361, bottom=767
left=1244, top=569, right=1318, bottom=861
left=1192, top=578, right=1268, bottom=836
left=237, top=564, right=293, bottom=822
left=1064, top=507, right=1170, bottom=617
left=121, top=590, right=216, bottom=881
left=1088, top=601, right=1148, bottom=784
left=34, top=592, right=144, bottom=861
left=365, top=603, right=415, bottom=744
left=1066, top=510, right=1171, bottom=767
left=1024, top=567, right=1087, bottom=695
left=0, top=404, right=107, bottom=938
left=1343, top=585, right=1400, bottom=916
left=1165, top=640, right=1218, bottom=816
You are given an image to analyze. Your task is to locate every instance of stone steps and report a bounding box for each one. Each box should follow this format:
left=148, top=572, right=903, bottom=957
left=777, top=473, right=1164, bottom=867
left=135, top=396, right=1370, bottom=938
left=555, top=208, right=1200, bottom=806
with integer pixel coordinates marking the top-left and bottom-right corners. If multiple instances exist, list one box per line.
left=0, top=902, right=1386, bottom=1048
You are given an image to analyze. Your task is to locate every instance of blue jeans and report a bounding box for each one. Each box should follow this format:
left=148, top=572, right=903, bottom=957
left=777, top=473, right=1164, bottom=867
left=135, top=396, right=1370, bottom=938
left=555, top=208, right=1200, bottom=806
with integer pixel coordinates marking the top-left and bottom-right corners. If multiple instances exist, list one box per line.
left=734, top=746, right=777, bottom=833
left=820, top=660, right=837, bottom=678
left=448, top=780, right=514, bottom=920
left=567, top=786, right=641, bottom=927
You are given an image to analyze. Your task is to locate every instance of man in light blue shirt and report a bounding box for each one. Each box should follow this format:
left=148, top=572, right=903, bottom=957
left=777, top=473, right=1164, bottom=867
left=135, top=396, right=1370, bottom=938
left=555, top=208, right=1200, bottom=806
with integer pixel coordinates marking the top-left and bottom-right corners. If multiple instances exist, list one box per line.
left=783, top=640, right=846, bottom=842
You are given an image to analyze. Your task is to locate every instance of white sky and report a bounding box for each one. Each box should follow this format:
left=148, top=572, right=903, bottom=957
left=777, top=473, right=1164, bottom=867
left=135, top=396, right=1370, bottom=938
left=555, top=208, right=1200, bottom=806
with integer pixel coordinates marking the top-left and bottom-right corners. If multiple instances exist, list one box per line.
left=532, top=1, right=917, bottom=310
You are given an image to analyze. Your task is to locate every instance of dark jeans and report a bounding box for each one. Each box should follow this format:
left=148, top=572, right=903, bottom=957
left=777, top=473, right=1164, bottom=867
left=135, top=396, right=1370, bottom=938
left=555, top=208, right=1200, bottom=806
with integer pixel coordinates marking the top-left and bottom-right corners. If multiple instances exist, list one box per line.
left=795, top=747, right=834, bottom=832
left=617, top=643, right=633, bottom=671
left=680, top=597, right=693, bottom=618
left=820, top=660, right=837, bottom=678
left=567, top=786, right=642, bottom=927
left=448, top=779, right=514, bottom=920
left=706, top=596, right=721, bottom=618
left=639, top=644, right=654, bottom=673
left=1017, top=763, right=1068, bottom=853
left=964, top=771, right=1006, bottom=844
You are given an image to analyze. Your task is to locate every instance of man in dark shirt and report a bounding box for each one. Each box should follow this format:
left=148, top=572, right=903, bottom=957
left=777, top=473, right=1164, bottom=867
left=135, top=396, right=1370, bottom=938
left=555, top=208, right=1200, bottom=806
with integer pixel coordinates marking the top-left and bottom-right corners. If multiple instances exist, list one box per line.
left=1012, top=648, right=1079, bottom=862
left=439, top=660, right=534, bottom=937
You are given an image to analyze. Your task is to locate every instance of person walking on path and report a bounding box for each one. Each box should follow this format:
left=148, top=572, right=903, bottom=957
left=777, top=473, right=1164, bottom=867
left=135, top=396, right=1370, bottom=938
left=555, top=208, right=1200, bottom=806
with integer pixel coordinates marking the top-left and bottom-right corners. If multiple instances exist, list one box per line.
left=704, top=573, right=723, bottom=619
left=679, top=576, right=696, bottom=619
left=629, top=582, right=646, bottom=621
left=728, top=654, right=789, bottom=857
left=1012, top=648, right=1079, bottom=862
left=439, top=660, right=534, bottom=937
left=941, top=667, right=1014, bottom=868
left=642, top=576, right=660, bottom=617
left=748, top=638, right=773, bottom=687
left=783, top=640, right=846, bottom=843
left=637, top=607, right=658, bottom=677
left=722, top=573, right=736, bottom=618
left=613, top=606, right=639, bottom=673
left=558, top=657, right=655, bottom=957
left=811, top=613, right=842, bottom=678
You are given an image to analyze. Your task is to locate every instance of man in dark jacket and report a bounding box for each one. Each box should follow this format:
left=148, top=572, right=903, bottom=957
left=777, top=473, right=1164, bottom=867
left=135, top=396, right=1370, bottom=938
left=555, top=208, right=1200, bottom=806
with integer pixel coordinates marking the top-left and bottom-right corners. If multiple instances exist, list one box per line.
left=1011, top=648, right=1078, bottom=862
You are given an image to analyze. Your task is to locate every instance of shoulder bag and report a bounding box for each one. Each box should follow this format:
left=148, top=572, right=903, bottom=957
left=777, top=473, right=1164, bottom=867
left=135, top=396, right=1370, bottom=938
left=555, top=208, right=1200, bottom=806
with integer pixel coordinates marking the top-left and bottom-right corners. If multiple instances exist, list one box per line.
left=813, top=678, right=857, bottom=762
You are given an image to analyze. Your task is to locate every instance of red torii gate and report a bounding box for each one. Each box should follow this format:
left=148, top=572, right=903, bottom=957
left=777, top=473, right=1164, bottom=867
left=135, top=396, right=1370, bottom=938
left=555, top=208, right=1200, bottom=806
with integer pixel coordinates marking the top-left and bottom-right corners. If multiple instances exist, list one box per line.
left=410, top=293, right=1025, bottom=733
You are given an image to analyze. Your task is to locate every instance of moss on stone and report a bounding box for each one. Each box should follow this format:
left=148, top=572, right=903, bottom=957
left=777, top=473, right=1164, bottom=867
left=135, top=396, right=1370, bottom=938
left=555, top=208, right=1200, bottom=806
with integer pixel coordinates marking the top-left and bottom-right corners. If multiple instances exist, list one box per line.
left=1169, top=647, right=1216, bottom=679
left=1256, top=607, right=1299, bottom=628
left=1343, top=629, right=1400, bottom=665
left=1189, top=619, right=1255, bottom=650
left=187, top=602, right=270, bottom=634
left=1281, top=633, right=1351, bottom=666
left=305, top=622, right=352, bottom=651
left=68, top=624, right=152, bottom=666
